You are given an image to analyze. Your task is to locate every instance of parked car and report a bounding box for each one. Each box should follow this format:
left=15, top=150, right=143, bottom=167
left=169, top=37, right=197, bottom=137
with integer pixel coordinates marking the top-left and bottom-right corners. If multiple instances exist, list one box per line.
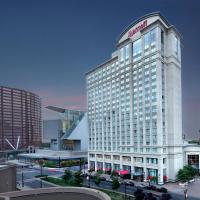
left=137, top=183, right=146, bottom=189
left=145, top=192, right=157, bottom=200
left=124, top=180, right=135, bottom=186
left=106, top=178, right=113, bottom=183
left=80, top=173, right=88, bottom=177
left=160, top=193, right=172, bottom=200
left=160, top=187, right=168, bottom=193
left=100, top=177, right=106, bottom=181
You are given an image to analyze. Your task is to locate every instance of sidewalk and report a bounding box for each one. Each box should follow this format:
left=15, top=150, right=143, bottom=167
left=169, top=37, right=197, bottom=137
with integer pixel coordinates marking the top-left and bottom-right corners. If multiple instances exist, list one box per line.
left=17, top=183, right=32, bottom=191
left=164, top=179, right=200, bottom=199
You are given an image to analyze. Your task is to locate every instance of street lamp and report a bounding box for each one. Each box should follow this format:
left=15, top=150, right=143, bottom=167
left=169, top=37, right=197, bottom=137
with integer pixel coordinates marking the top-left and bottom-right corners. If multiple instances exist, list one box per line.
left=38, top=159, right=44, bottom=188
left=87, top=175, right=91, bottom=188
left=21, top=166, right=24, bottom=187
left=87, top=168, right=93, bottom=188
left=79, top=158, right=82, bottom=172
left=183, top=188, right=188, bottom=200
left=124, top=182, right=127, bottom=200
left=179, top=182, right=188, bottom=200
left=58, top=156, right=61, bottom=168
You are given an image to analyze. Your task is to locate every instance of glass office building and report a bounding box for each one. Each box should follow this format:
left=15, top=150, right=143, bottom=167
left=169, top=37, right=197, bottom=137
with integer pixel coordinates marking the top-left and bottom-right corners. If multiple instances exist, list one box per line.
left=0, top=86, right=42, bottom=151
left=86, top=12, right=183, bottom=184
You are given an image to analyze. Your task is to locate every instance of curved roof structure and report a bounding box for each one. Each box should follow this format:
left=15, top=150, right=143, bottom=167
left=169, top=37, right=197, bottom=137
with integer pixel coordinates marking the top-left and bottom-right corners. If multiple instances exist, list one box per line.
left=117, top=11, right=171, bottom=42
left=0, top=187, right=111, bottom=200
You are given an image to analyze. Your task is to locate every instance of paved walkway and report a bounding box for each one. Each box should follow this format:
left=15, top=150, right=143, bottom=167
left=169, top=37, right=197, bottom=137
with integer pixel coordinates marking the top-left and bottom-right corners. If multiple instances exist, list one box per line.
left=164, top=179, right=200, bottom=199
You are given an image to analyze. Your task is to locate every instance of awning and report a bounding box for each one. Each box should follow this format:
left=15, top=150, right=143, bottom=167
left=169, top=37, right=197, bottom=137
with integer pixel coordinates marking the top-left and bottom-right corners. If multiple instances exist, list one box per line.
left=119, top=170, right=129, bottom=175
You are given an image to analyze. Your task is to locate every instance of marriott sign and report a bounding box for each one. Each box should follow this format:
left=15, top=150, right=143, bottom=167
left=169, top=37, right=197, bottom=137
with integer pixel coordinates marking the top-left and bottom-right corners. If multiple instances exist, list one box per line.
left=128, top=20, right=147, bottom=38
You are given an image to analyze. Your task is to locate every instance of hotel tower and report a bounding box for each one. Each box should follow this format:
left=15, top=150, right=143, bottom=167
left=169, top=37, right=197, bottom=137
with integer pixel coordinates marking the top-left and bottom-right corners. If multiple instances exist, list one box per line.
left=86, top=12, right=183, bottom=184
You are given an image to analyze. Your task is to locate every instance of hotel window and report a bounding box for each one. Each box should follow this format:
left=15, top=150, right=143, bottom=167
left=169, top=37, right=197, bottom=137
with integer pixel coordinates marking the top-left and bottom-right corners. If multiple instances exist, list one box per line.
left=161, top=30, right=164, bottom=55
left=144, top=32, right=150, bottom=50
left=120, top=45, right=129, bottom=62
left=133, top=38, right=142, bottom=58
left=120, top=48, right=124, bottom=62
left=125, top=45, right=129, bottom=59
left=174, top=35, right=179, bottom=57
left=188, top=155, right=199, bottom=169
left=150, top=28, right=156, bottom=47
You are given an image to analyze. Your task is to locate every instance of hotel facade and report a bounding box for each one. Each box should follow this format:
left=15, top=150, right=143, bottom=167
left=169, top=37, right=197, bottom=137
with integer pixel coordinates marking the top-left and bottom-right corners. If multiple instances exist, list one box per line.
left=86, top=12, right=183, bottom=184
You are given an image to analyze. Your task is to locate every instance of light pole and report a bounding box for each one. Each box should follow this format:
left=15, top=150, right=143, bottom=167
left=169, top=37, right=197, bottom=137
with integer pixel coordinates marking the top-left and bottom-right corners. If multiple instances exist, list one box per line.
left=184, top=188, right=188, bottom=200
left=124, top=182, right=127, bottom=200
left=179, top=182, right=188, bottom=200
left=79, top=158, right=82, bottom=172
left=21, top=166, right=24, bottom=187
left=87, top=175, right=91, bottom=188
left=38, top=159, right=44, bottom=188
left=58, top=156, right=61, bottom=168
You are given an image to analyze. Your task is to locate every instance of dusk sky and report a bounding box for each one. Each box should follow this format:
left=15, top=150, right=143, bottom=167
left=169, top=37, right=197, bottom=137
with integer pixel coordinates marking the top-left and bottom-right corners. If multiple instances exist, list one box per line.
left=0, top=0, right=199, bottom=139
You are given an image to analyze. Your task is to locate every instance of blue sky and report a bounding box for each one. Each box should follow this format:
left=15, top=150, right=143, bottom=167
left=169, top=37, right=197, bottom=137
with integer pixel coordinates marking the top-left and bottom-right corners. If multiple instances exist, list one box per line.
left=0, top=0, right=199, bottom=138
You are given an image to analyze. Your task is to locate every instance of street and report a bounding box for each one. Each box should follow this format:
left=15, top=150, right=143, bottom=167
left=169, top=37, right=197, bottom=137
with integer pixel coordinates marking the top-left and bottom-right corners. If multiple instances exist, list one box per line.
left=16, top=166, right=62, bottom=189
left=16, top=166, right=200, bottom=200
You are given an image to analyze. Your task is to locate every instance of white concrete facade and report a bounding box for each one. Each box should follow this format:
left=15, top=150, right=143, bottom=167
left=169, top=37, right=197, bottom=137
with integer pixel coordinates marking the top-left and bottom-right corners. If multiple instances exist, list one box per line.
left=86, top=12, right=183, bottom=184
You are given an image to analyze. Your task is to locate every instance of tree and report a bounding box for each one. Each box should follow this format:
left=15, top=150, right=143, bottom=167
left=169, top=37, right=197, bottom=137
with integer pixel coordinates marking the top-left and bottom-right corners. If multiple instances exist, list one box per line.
left=111, top=170, right=118, bottom=178
left=62, top=170, right=72, bottom=183
left=94, top=174, right=101, bottom=185
left=74, top=171, right=83, bottom=186
left=88, top=167, right=95, bottom=173
left=177, top=165, right=198, bottom=182
left=134, top=189, right=145, bottom=200
left=112, top=178, right=120, bottom=190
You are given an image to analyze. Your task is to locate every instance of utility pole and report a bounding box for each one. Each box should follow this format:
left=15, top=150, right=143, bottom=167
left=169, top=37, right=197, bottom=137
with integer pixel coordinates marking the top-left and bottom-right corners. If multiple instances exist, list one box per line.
left=124, top=182, right=127, bottom=200
left=79, top=158, right=82, bottom=172
left=21, top=166, right=24, bottom=187
left=58, top=156, right=61, bottom=168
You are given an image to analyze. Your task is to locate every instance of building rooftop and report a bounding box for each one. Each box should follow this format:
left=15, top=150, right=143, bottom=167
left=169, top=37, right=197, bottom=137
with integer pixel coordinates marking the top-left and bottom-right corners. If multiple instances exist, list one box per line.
left=18, top=149, right=87, bottom=160
left=0, top=187, right=111, bottom=200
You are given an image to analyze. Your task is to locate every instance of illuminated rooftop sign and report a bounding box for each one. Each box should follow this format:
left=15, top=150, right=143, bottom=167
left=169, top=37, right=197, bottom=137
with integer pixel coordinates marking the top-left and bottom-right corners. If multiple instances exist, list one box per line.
left=128, top=20, right=147, bottom=38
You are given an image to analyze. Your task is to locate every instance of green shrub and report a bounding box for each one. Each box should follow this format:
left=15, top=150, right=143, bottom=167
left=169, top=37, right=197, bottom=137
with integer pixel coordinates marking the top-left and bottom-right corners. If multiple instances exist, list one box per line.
left=43, top=161, right=56, bottom=168
left=111, top=170, right=118, bottom=178
left=97, top=169, right=104, bottom=174
left=74, top=171, right=83, bottom=186
left=177, top=165, right=198, bottom=182
left=62, top=170, right=72, bottom=183
left=112, top=178, right=120, bottom=190
left=94, top=174, right=101, bottom=185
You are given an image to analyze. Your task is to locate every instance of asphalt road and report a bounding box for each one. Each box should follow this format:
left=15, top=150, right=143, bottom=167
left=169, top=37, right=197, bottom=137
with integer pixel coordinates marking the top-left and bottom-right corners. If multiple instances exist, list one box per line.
left=16, top=167, right=200, bottom=200
left=83, top=178, right=200, bottom=200
left=16, top=166, right=63, bottom=189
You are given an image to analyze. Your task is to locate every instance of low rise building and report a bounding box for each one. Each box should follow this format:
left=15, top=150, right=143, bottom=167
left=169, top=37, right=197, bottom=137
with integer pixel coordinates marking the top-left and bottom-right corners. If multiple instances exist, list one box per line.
left=43, top=106, right=88, bottom=151
left=0, top=164, right=16, bottom=193
left=183, top=142, right=200, bottom=170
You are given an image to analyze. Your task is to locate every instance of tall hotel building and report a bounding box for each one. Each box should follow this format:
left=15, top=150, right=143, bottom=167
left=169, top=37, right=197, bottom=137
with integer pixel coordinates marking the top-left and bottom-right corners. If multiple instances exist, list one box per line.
left=86, top=12, right=183, bottom=184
